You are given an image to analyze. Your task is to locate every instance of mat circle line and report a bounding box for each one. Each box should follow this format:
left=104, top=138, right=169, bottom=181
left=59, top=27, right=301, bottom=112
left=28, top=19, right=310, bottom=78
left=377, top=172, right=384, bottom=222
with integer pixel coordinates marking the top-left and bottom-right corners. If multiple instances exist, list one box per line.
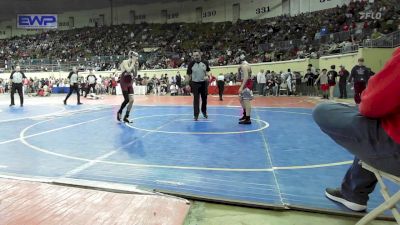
left=125, top=114, right=269, bottom=135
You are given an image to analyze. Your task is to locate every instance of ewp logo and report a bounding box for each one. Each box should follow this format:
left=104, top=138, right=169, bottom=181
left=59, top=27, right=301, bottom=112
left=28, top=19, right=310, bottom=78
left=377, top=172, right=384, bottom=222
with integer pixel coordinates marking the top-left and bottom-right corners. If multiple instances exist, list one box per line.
left=17, top=14, right=58, bottom=29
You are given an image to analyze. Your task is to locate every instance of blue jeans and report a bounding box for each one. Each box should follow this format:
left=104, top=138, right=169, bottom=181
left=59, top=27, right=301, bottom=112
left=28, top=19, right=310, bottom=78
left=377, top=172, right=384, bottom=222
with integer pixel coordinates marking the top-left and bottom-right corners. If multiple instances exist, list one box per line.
left=258, top=83, right=266, bottom=95
left=313, top=103, right=400, bottom=204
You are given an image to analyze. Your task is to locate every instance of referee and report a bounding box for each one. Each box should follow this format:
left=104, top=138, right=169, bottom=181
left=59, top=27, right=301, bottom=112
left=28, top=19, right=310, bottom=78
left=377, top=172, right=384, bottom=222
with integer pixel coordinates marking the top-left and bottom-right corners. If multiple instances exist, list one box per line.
left=64, top=66, right=82, bottom=105
left=187, top=49, right=210, bottom=121
left=85, top=68, right=97, bottom=98
left=9, top=65, right=26, bottom=107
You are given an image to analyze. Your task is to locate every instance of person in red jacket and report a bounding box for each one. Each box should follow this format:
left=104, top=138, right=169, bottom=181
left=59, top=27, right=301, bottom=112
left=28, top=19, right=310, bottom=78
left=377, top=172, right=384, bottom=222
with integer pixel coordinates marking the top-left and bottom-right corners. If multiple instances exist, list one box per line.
left=313, top=47, right=400, bottom=212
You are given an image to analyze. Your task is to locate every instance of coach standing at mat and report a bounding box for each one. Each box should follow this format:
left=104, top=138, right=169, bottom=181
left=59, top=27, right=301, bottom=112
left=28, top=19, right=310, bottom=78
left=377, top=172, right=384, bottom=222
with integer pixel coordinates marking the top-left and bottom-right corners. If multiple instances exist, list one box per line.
left=9, top=65, right=26, bottom=107
left=187, top=49, right=211, bottom=121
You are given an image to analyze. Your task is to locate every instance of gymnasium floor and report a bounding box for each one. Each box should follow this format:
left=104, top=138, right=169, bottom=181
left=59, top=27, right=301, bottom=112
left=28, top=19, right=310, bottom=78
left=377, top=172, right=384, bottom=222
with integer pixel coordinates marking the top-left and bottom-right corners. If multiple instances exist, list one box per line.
left=0, top=94, right=396, bottom=222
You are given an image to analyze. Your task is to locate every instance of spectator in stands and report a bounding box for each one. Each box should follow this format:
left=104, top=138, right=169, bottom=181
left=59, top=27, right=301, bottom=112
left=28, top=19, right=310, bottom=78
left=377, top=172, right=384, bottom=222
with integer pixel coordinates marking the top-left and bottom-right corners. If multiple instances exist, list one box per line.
left=371, top=28, right=383, bottom=39
left=308, top=64, right=316, bottom=74
left=315, top=68, right=329, bottom=99
left=294, top=72, right=303, bottom=96
left=176, top=72, right=182, bottom=95
left=265, top=72, right=275, bottom=96
left=285, top=69, right=294, bottom=95
left=257, top=69, right=266, bottom=96
left=327, top=65, right=338, bottom=100
left=0, top=79, right=4, bottom=94
left=338, top=65, right=350, bottom=99
left=272, top=71, right=281, bottom=96
left=97, top=75, right=103, bottom=94
left=136, top=75, right=143, bottom=86
left=170, top=82, right=178, bottom=96
left=349, top=58, right=371, bottom=104
left=0, top=0, right=397, bottom=72
left=162, top=74, right=168, bottom=84
left=160, top=80, right=168, bottom=95
left=151, top=75, right=160, bottom=95
left=110, top=76, right=117, bottom=95
left=304, top=68, right=315, bottom=96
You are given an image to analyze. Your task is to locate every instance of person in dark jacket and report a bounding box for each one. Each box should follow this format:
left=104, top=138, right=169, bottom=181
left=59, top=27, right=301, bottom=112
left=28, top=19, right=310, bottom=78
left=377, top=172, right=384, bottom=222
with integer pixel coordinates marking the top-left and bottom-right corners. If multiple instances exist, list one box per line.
left=304, top=69, right=315, bottom=96
left=176, top=72, right=182, bottom=95
left=348, top=58, right=372, bottom=104
left=338, top=65, right=350, bottom=99
left=327, top=65, right=338, bottom=100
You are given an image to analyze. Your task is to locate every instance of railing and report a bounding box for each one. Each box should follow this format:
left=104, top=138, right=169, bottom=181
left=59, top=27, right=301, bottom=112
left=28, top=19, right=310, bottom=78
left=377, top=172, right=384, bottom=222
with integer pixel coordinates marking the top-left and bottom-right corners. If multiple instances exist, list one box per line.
left=260, top=28, right=373, bottom=52
left=318, top=29, right=371, bottom=44
left=5, top=52, right=162, bottom=72
left=340, top=44, right=359, bottom=54
left=393, top=31, right=400, bottom=47
left=362, top=30, right=400, bottom=48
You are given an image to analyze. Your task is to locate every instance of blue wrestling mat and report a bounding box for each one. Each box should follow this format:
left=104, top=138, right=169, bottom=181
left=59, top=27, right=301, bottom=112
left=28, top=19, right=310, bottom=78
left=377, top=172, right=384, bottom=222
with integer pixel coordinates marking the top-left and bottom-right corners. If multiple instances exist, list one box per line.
left=0, top=104, right=396, bottom=217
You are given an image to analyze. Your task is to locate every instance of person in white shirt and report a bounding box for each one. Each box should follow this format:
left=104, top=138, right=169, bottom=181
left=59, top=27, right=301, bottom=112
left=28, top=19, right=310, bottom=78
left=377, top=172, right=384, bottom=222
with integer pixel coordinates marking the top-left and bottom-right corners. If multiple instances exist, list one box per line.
left=64, top=67, right=82, bottom=105
left=96, top=75, right=103, bottom=94
left=170, top=83, right=178, bottom=96
left=168, top=76, right=175, bottom=85
left=257, top=69, right=266, bottom=96
left=9, top=65, right=27, bottom=107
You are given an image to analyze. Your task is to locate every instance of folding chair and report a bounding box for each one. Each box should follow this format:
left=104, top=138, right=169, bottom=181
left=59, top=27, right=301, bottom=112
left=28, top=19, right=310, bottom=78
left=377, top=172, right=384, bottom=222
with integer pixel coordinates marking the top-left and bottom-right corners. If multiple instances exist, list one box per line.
left=279, top=82, right=288, bottom=95
left=356, top=162, right=400, bottom=225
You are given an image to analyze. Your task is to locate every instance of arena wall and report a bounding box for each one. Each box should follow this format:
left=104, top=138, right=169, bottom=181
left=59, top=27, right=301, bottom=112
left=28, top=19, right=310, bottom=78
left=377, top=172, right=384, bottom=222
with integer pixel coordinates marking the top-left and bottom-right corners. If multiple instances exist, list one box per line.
left=360, top=48, right=395, bottom=73
left=288, top=0, right=352, bottom=16
left=319, top=48, right=395, bottom=73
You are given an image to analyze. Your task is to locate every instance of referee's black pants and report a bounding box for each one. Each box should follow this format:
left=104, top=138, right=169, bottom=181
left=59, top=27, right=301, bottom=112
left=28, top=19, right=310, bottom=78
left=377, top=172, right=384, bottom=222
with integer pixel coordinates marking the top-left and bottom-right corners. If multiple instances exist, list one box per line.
left=192, top=81, right=207, bottom=117
left=85, top=83, right=96, bottom=97
left=217, top=80, right=225, bottom=100
left=65, top=83, right=81, bottom=103
left=11, top=83, right=23, bottom=106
